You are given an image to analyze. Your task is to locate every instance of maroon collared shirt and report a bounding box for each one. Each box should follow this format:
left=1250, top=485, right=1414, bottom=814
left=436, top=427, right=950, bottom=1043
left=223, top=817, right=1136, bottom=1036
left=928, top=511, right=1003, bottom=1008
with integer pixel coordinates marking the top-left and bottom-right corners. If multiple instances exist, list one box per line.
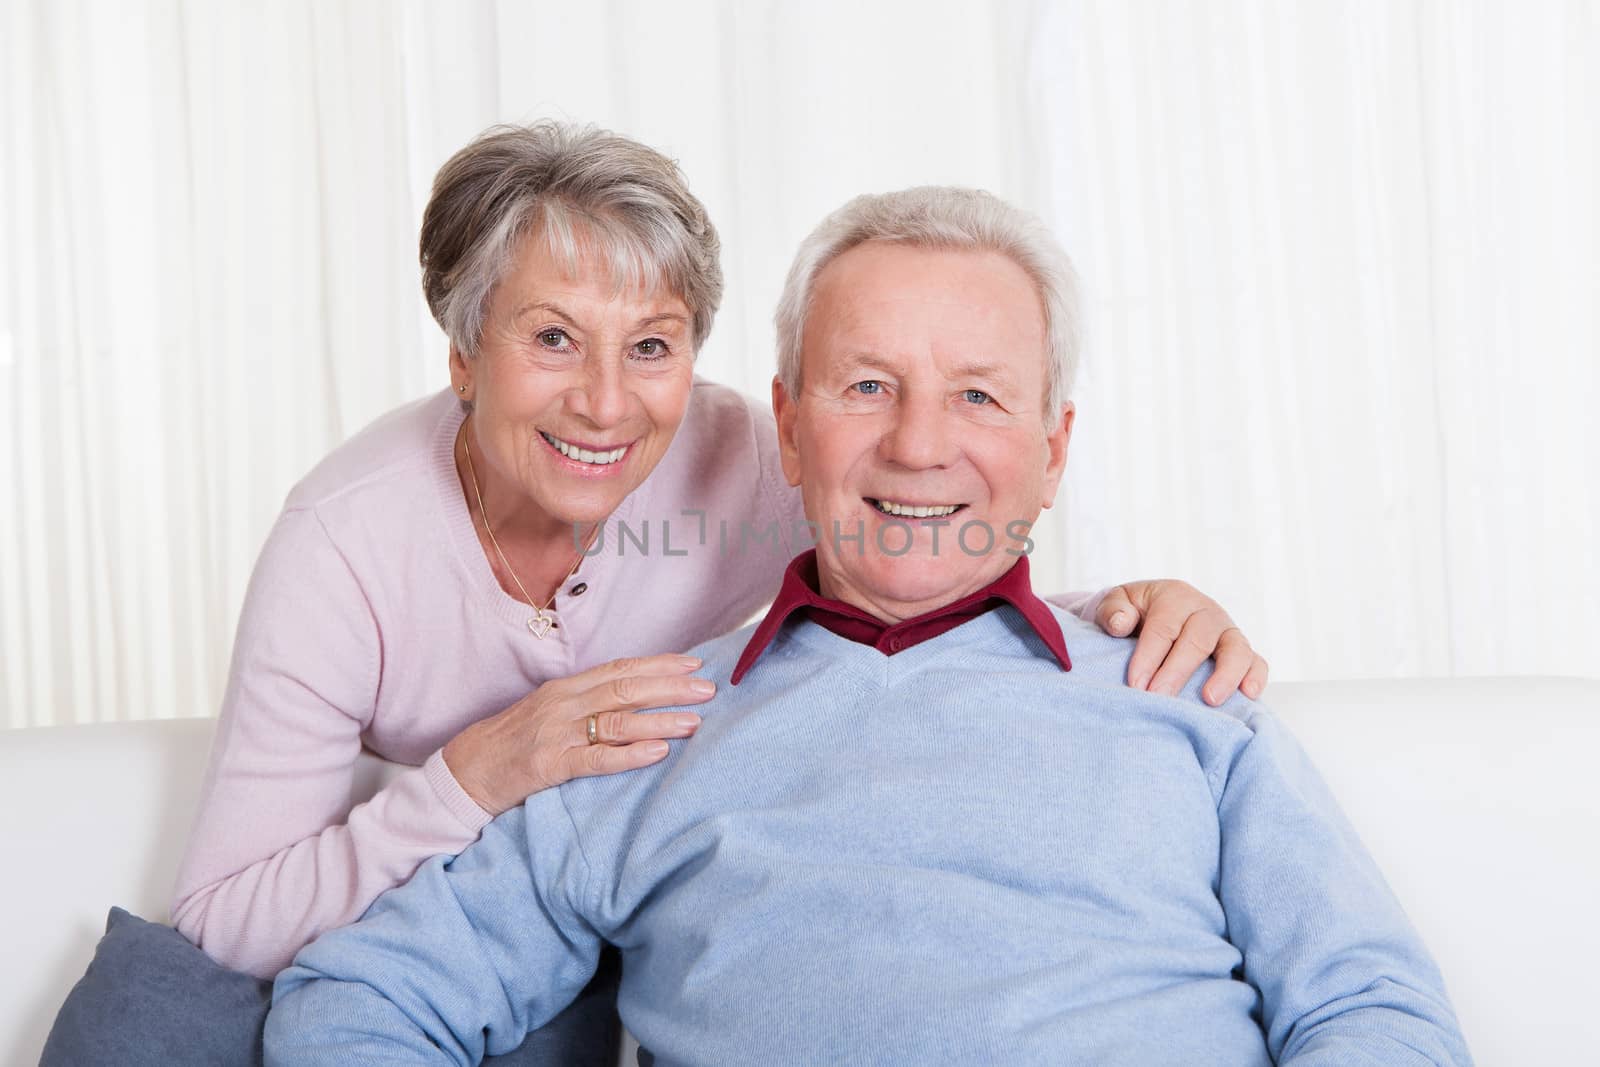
left=731, top=550, right=1072, bottom=684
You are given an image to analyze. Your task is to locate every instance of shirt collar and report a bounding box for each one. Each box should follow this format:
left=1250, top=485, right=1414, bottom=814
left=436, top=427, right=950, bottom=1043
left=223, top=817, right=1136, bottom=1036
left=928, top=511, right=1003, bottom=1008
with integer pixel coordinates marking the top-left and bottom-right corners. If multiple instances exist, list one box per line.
left=731, top=550, right=1072, bottom=684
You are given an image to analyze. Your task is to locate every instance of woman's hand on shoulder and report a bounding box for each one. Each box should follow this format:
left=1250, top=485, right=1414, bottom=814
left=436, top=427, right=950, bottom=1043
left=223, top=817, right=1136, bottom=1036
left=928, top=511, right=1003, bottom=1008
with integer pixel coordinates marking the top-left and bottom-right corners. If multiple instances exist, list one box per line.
left=442, top=654, right=715, bottom=817
left=1095, top=580, right=1269, bottom=707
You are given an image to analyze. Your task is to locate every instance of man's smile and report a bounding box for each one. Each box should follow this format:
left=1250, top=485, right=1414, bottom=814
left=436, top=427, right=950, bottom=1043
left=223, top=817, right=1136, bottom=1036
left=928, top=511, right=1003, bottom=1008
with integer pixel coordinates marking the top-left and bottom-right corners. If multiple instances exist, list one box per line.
left=867, top=498, right=967, bottom=518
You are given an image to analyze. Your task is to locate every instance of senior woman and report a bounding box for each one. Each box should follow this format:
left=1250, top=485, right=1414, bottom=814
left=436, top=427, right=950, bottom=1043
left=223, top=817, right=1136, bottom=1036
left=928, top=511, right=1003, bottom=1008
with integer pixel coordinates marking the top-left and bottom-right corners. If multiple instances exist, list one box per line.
left=45, top=121, right=1266, bottom=1065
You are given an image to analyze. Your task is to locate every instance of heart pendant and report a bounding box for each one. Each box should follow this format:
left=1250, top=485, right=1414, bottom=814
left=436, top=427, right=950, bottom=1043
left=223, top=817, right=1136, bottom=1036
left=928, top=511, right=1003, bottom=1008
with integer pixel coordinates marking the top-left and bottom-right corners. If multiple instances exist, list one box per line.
left=527, top=614, right=554, bottom=639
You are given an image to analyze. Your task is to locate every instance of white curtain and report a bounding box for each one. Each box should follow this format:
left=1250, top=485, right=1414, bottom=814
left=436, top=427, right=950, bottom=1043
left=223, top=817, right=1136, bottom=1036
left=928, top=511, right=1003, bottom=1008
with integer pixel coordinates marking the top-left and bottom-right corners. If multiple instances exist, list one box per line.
left=1030, top=0, right=1598, bottom=682
left=3, top=1, right=1594, bottom=729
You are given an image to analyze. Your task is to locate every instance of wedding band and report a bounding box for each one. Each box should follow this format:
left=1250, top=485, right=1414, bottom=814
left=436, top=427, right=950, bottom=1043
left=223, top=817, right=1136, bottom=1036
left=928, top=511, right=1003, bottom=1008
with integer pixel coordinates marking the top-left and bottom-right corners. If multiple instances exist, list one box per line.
left=586, top=714, right=600, bottom=745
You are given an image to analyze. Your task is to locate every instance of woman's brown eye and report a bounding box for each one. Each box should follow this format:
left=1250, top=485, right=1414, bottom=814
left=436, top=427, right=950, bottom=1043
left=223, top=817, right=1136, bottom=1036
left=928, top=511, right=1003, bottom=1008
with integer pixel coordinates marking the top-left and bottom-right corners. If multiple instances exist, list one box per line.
left=539, top=330, right=567, bottom=347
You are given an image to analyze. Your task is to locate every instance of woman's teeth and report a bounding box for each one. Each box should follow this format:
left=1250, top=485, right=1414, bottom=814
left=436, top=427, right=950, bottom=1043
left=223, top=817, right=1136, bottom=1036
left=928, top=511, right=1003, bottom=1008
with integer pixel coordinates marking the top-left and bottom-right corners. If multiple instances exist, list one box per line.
left=872, top=499, right=961, bottom=518
left=541, top=432, right=628, bottom=466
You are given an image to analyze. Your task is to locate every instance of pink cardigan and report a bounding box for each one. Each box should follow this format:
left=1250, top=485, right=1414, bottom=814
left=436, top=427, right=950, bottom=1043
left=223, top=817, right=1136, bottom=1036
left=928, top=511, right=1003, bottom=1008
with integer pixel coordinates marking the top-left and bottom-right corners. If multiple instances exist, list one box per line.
left=171, top=382, right=1100, bottom=977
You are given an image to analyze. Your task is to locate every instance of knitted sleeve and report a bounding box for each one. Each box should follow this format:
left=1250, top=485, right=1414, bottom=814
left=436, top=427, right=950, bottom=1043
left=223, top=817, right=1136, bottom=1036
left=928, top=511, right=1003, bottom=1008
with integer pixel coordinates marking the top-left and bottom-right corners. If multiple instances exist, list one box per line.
left=266, top=800, right=599, bottom=1064
left=1214, top=710, right=1471, bottom=1065
left=170, top=506, right=490, bottom=979
left=1042, top=587, right=1109, bottom=625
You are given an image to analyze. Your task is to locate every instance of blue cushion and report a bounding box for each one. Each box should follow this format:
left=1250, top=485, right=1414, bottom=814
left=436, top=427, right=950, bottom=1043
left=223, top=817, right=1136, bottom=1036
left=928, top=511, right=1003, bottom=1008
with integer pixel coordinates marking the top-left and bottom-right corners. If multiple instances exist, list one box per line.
left=42, top=908, right=270, bottom=1066
left=42, top=908, right=621, bottom=1065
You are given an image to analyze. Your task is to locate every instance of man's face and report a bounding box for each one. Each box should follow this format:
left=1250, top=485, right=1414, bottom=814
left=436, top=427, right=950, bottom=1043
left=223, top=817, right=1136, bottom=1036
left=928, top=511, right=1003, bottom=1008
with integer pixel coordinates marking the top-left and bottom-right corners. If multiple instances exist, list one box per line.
left=773, top=241, right=1073, bottom=622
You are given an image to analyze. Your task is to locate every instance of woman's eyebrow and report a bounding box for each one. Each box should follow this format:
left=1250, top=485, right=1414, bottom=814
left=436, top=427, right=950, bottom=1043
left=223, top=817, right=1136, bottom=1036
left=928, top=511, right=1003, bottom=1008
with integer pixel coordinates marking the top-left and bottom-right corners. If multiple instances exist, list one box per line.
left=635, top=312, right=690, bottom=330
left=512, top=300, right=578, bottom=326
left=508, top=303, right=687, bottom=331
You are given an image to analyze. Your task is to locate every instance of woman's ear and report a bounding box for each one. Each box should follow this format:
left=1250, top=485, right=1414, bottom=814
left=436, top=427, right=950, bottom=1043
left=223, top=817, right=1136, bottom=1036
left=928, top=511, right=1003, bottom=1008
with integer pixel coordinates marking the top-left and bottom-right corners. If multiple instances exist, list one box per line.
left=449, top=346, right=472, bottom=401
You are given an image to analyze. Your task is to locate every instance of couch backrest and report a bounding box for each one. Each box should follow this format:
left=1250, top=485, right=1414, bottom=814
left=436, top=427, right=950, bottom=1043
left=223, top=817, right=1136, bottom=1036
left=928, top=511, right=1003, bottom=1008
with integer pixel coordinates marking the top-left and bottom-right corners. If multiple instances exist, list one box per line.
left=2, top=677, right=1595, bottom=1064
left=0, top=718, right=402, bottom=1066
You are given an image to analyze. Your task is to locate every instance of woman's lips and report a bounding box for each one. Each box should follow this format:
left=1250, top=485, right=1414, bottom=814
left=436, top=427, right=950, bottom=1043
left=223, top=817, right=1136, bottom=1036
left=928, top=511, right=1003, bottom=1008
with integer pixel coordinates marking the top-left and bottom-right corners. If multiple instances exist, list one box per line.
left=539, top=430, right=633, bottom=472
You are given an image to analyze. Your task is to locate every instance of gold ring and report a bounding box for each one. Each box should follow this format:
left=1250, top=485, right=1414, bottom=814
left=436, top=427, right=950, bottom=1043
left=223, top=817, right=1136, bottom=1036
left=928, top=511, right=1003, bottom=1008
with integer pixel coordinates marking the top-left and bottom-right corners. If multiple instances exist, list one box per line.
left=586, top=714, right=600, bottom=745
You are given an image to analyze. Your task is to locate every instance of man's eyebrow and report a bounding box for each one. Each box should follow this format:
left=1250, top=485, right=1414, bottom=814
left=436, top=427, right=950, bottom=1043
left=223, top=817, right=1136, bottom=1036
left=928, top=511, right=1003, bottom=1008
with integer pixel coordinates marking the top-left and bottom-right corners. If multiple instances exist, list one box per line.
left=831, top=352, right=905, bottom=376
left=947, top=360, right=1016, bottom=383
left=833, top=354, right=1016, bottom=384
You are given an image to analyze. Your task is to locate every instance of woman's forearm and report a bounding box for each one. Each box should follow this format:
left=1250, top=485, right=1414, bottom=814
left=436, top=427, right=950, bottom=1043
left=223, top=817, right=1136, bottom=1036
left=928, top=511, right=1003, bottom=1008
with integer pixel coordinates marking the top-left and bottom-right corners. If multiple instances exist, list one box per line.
left=171, top=750, right=488, bottom=978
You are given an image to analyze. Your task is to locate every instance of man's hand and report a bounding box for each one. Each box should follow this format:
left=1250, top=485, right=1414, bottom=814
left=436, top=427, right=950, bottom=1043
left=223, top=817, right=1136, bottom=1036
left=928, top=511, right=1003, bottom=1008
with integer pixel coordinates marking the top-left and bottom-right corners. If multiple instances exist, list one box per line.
left=1096, top=580, right=1268, bottom=706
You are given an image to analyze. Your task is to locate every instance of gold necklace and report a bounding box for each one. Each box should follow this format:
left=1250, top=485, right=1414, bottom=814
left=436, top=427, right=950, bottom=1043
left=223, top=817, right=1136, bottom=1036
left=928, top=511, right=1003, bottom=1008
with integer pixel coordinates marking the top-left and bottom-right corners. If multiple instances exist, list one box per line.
left=462, top=421, right=585, bottom=639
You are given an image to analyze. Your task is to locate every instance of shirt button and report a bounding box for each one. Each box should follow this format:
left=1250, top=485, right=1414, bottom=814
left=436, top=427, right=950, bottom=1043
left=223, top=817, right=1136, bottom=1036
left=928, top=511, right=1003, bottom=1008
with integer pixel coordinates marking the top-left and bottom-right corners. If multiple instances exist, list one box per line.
left=569, top=582, right=588, bottom=597
left=887, top=636, right=904, bottom=652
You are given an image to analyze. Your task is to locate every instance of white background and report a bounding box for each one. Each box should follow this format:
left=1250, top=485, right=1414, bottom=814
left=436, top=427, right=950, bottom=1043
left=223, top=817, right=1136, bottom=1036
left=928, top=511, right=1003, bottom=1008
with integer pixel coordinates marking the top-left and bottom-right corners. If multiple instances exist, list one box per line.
left=3, top=0, right=1595, bottom=728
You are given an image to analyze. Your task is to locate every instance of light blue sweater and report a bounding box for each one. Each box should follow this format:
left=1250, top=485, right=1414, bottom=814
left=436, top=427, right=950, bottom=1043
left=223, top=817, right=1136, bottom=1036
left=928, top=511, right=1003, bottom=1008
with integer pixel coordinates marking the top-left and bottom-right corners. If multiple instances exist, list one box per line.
left=267, top=607, right=1470, bottom=1065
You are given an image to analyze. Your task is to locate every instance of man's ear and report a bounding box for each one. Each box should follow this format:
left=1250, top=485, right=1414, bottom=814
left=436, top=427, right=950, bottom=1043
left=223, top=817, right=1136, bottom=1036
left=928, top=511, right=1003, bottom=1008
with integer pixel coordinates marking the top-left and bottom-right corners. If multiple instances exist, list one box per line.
left=771, top=376, right=804, bottom=488
left=1039, top=400, right=1075, bottom=510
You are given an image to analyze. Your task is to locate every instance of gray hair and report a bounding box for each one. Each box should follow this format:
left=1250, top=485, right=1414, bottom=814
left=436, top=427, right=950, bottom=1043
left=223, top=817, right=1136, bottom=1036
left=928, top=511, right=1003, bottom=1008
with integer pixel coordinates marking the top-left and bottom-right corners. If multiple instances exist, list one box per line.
left=420, top=121, right=723, bottom=360
left=773, top=187, right=1079, bottom=418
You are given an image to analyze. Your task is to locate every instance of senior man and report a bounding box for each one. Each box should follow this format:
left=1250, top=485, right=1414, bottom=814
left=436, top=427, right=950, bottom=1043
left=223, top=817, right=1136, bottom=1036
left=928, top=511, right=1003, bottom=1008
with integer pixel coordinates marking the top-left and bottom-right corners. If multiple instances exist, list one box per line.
left=267, top=189, right=1469, bottom=1065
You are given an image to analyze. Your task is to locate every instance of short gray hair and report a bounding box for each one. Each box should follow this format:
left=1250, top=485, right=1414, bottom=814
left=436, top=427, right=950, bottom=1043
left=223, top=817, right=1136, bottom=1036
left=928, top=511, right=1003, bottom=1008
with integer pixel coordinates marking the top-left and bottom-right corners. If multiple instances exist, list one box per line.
left=774, top=187, right=1079, bottom=418
left=421, top=121, right=723, bottom=358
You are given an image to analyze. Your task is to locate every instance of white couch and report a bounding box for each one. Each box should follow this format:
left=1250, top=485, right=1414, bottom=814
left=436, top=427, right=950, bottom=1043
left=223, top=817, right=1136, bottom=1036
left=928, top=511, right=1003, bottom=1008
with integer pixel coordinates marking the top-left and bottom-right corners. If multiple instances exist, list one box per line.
left=4, top=677, right=1596, bottom=1066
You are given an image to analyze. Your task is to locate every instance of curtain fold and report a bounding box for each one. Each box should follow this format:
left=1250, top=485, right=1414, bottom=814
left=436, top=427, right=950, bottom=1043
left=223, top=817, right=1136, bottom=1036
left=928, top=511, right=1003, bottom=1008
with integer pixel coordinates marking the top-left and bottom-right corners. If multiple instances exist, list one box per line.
left=1027, top=0, right=1597, bottom=681
left=3, top=1, right=1594, bottom=728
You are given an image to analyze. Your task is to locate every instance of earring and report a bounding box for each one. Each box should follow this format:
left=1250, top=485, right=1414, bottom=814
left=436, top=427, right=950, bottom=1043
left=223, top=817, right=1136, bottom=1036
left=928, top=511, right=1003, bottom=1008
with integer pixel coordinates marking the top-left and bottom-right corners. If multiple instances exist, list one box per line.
left=457, top=384, right=467, bottom=394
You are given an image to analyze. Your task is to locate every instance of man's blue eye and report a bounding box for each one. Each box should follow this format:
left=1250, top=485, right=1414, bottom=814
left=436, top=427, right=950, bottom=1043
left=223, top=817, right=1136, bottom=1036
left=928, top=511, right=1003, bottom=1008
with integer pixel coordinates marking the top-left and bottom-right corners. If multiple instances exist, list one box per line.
left=854, top=381, right=883, bottom=395
left=964, top=389, right=993, bottom=405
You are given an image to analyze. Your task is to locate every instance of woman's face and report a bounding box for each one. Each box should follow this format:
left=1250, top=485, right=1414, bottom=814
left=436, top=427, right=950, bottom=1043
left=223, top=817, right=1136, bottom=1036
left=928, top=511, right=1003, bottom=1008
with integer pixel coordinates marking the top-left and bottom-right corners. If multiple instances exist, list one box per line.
left=453, top=236, right=697, bottom=536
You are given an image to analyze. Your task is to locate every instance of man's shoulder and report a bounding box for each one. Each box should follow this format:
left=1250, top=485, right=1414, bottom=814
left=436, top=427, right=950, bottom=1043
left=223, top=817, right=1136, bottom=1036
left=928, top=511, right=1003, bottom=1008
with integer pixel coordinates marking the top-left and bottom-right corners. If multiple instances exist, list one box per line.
left=1028, top=605, right=1261, bottom=731
left=1044, top=605, right=1142, bottom=681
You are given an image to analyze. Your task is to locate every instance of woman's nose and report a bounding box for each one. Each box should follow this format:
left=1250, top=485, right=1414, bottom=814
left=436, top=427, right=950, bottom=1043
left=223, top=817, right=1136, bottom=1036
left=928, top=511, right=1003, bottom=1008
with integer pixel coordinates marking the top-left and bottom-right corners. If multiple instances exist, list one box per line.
left=571, top=361, right=629, bottom=428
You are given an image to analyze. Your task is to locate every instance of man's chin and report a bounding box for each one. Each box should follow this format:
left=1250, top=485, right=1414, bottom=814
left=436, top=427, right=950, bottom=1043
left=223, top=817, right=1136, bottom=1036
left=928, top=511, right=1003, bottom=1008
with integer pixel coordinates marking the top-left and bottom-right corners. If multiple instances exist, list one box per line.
left=831, top=556, right=1009, bottom=619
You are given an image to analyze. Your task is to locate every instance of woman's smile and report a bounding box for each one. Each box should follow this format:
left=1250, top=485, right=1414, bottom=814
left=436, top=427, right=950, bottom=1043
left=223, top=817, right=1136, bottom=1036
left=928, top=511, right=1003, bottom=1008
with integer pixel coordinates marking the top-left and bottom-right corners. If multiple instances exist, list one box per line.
left=537, top=429, right=634, bottom=472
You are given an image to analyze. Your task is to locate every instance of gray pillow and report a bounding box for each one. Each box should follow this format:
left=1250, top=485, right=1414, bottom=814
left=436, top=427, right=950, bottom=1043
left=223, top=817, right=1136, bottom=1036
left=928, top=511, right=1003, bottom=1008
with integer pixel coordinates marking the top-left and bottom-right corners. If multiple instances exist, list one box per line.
left=42, top=908, right=270, bottom=1066
left=42, top=908, right=622, bottom=1066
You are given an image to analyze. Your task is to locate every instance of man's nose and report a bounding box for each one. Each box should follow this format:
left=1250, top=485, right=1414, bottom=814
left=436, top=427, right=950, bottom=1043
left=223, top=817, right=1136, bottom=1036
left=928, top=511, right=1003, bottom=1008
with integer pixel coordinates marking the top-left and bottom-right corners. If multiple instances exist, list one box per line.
left=569, top=358, right=629, bottom=428
left=878, top=392, right=956, bottom=470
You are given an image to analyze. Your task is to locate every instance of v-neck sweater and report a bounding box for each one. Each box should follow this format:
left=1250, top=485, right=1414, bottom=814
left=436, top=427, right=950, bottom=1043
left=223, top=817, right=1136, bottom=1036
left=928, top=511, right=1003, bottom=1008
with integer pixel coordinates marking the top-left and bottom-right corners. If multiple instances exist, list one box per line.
left=268, top=606, right=1467, bottom=1065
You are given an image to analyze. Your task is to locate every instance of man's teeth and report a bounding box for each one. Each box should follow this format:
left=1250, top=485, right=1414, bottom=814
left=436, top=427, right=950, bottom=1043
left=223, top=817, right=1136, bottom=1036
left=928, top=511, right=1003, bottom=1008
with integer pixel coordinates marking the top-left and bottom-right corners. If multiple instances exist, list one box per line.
left=541, top=432, right=628, bottom=466
left=873, top=499, right=961, bottom=518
